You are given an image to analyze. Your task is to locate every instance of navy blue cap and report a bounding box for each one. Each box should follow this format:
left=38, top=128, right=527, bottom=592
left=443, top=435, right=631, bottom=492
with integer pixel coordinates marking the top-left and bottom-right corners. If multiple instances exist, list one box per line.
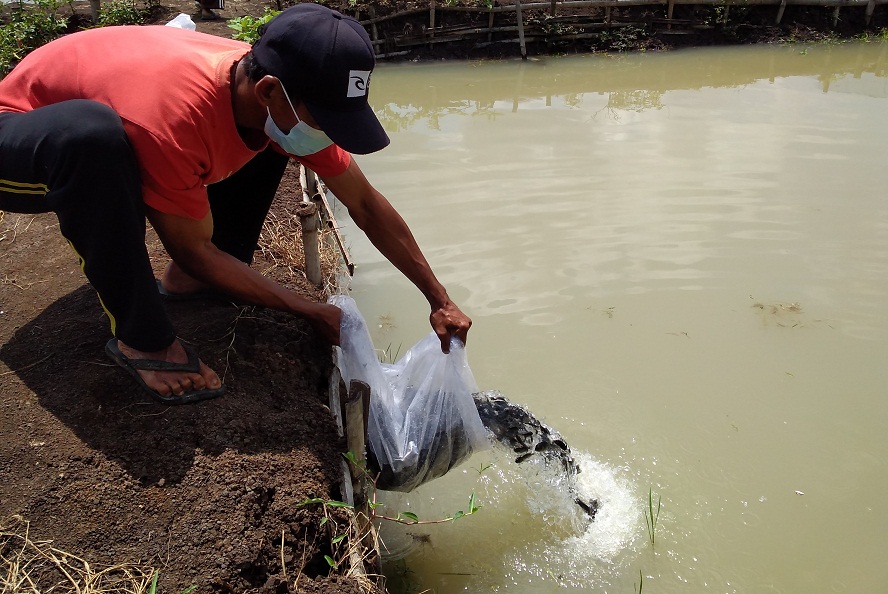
left=252, top=3, right=390, bottom=155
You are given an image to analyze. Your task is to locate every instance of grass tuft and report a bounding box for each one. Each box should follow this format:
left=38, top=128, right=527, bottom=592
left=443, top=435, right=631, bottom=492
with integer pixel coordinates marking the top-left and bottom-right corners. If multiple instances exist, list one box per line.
left=644, top=487, right=662, bottom=547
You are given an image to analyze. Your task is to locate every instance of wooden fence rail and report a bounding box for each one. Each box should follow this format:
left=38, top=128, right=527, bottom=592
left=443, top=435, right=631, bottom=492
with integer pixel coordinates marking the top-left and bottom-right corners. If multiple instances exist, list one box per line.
left=354, top=0, right=887, bottom=59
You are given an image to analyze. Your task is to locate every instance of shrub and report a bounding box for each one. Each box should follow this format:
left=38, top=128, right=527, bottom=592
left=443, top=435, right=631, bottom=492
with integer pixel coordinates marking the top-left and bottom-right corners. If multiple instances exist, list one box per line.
left=228, top=8, right=279, bottom=43
left=98, top=0, right=156, bottom=26
left=0, top=0, right=69, bottom=74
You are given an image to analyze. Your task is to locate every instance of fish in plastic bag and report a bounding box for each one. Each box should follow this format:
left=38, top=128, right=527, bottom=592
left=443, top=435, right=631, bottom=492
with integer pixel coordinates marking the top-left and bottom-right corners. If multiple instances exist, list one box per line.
left=331, top=295, right=490, bottom=492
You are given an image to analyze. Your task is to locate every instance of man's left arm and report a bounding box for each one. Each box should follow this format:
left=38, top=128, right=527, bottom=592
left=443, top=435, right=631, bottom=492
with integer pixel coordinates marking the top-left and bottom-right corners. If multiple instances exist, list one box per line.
left=322, top=158, right=471, bottom=353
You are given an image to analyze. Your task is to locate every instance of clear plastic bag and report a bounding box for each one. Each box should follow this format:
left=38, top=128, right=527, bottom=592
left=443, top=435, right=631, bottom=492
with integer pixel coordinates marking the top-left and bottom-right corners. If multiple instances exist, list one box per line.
left=331, top=295, right=490, bottom=492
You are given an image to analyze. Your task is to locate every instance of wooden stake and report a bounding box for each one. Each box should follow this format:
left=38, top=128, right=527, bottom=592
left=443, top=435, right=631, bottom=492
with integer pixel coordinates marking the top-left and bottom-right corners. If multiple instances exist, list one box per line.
left=295, top=203, right=321, bottom=287
left=297, top=166, right=322, bottom=287
left=368, top=5, right=380, bottom=54
left=667, top=0, right=675, bottom=29
left=430, top=0, right=436, bottom=39
left=342, top=380, right=370, bottom=506
left=865, top=0, right=876, bottom=24
left=776, top=0, right=787, bottom=24
left=516, top=0, right=527, bottom=59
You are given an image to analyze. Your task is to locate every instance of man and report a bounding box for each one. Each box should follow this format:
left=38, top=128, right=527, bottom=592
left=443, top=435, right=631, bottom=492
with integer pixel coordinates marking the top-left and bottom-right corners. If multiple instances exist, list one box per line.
left=0, top=3, right=471, bottom=404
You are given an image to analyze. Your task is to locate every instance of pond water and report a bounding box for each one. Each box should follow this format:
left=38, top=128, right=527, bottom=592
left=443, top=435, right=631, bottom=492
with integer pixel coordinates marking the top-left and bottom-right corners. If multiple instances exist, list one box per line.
left=331, top=41, right=888, bottom=593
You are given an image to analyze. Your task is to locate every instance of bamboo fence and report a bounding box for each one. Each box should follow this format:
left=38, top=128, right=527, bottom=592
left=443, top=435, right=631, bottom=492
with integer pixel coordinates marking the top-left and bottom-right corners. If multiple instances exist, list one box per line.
left=341, top=0, right=887, bottom=58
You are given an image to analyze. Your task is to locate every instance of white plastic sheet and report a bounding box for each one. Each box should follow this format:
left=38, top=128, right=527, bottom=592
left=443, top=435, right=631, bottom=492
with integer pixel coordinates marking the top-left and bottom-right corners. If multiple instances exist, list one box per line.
left=165, top=13, right=196, bottom=30
left=331, top=295, right=489, bottom=492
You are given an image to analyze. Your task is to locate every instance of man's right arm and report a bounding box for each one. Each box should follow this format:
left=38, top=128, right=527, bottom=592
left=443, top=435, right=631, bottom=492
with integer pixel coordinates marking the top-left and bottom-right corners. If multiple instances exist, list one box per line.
left=146, top=205, right=342, bottom=344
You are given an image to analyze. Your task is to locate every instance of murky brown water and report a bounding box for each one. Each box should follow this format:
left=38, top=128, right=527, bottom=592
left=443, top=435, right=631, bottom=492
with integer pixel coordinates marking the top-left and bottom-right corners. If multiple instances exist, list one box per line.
left=333, top=41, right=888, bottom=593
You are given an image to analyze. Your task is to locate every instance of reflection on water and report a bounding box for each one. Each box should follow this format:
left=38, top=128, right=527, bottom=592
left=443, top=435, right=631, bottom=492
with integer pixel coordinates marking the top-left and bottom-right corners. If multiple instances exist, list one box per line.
left=370, top=42, right=888, bottom=131
left=335, top=41, right=888, bottom=593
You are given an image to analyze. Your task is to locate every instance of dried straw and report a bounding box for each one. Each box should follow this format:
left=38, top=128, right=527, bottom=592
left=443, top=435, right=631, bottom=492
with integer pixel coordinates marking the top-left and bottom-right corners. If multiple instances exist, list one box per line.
left=257, top=205, right=342, bottom=296
left=1, top=515, right=156, bottom=594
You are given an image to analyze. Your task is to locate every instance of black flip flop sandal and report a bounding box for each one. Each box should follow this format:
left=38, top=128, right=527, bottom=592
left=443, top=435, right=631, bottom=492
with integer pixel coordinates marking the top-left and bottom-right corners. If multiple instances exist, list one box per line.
left=104, top=338, right=225, bottom=405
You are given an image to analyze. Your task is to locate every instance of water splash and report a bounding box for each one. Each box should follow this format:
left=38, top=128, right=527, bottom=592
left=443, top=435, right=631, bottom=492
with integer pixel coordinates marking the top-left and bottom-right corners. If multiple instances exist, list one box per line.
left=379, top=445, right=642, bottom=592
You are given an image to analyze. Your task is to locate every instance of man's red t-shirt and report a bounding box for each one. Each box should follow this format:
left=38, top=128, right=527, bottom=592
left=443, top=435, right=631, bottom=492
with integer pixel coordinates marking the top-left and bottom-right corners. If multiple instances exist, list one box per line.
left=0, top=25, right=351, bottom=219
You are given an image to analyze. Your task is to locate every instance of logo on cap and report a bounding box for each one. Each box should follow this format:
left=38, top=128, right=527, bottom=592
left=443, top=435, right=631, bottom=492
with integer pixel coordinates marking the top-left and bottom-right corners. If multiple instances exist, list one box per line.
left=347, top=70, right=371, bottom=98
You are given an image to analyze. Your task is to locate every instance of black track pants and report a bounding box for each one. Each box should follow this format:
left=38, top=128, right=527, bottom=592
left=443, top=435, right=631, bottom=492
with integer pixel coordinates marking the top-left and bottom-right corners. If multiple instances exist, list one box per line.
left=0, top=100, right=176, bottom=352
left=208, top=143, right=289, bottom=265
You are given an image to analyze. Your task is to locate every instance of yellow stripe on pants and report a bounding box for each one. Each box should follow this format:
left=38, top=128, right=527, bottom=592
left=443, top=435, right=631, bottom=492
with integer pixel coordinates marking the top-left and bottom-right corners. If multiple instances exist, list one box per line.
left=0, top=179, right=49, bottom=196
left=66, top=240, right=118, bottom=336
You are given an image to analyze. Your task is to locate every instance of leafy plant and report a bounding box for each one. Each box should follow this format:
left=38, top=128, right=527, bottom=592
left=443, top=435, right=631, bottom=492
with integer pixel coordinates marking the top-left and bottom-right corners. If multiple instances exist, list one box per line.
left=597, top=25, right=649, bottom=52
left=296, top=451, right=485, bottom=571
left=0, top=0, right=69, bottom=74
left=644, top=487, right=662, bottom=546
left=342, top=450, right=483, bottom=525
left=227, top=8, right=279, bottom=43
left=97, top=0, right=153, bottom=26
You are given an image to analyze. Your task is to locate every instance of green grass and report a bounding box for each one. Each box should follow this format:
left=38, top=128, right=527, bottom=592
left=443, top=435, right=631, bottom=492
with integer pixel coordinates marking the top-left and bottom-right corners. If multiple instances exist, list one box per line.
left=147, top=571, right=196, bottom=594
left=644, top=487, right=662, bottom=546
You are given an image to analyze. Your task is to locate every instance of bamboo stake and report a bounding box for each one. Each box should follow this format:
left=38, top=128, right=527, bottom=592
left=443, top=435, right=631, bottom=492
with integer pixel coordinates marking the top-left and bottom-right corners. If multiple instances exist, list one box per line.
left=430, top=0, right=436, bottom=39
left=368, top=5, right=379, bottom=51
left=297, top=166, right=322, bottom=287
left=342, top=381, right=370, bottom=507
left=667, top=0, right=675, bottom=28
left=516, top=0, right=528, bottom=59
left=865, top=0, right=876, bottom=23
left=310, top=175, right=355, bottom=277
left=296, top=205, right=321, bottom=286
left=488, top=4, right=495, bottom=41
left=776, top=0, right=787, bottom=23
left=831, top=4, right=840, bottom=26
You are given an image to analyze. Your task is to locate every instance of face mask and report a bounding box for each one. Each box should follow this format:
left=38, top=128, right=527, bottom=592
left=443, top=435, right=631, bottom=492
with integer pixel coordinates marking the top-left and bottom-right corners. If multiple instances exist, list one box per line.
left=264, top=85, right=333, bottom=156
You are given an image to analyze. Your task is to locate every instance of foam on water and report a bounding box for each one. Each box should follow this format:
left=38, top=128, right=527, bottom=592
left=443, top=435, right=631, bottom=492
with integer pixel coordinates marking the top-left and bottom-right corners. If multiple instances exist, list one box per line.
left=566, top=452, right=641, bottom=561
left=506, top=451, right=643, bottom=589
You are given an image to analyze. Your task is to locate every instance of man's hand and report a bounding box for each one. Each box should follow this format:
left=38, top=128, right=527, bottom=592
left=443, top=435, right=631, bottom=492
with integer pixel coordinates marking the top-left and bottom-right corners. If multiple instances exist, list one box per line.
left=323, top=162, right=475, bottom=353
left=430, top=301, right=472, bottom=354
left=311, top=303, right=342, bottom=346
